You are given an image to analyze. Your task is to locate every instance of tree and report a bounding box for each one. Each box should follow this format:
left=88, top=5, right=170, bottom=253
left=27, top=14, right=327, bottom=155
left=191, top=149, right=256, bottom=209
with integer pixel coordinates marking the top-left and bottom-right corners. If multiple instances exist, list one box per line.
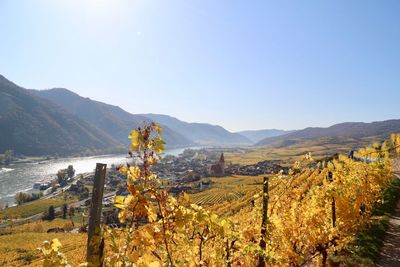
left=67, top=165, right=75, bottom=178
left=15, top=192, right=42, bottom=205
left=57, top=169, right=68, bottom=186
left=15, top=192, right=28, bottom=205
left=62, top=203, right=68, bottom=219
left=47, top=205, right=56, bottom=220
left=68, top=206, right=75, bottom=218
left=68, top=206, right=75, bottom=227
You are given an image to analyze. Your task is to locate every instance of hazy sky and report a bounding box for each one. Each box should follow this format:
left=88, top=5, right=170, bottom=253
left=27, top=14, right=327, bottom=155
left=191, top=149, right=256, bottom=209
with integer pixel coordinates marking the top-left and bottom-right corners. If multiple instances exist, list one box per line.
left=1, top=0, right=399, bottom=132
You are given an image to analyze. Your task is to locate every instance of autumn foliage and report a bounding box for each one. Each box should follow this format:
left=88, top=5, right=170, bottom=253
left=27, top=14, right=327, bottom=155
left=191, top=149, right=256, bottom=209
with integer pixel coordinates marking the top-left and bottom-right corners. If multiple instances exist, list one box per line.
left=38, top=125, right=399, bottom=266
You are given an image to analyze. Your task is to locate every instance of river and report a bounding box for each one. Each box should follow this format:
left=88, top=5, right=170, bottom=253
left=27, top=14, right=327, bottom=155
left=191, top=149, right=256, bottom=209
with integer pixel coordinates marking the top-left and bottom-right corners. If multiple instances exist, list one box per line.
left=0, top=147, right=196, bottom=206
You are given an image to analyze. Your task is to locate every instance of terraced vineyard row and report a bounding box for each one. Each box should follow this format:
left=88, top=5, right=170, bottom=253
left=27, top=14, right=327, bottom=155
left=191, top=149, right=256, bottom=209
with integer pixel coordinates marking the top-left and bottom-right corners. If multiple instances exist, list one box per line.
left=190, top=189, right=244, bottom=205
left=189, top=176, right=263, bottom=205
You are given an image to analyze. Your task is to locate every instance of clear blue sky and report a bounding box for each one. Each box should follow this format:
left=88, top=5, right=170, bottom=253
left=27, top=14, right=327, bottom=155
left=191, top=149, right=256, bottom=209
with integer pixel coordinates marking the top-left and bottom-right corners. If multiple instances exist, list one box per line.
left=1, top=0, right=399, bottom=131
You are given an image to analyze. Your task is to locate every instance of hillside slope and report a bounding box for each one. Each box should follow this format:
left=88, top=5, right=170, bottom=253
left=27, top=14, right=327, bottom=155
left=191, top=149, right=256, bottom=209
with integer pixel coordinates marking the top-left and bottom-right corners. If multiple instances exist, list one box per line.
left=0, top=75, right=119, bottom=155
left=31, top=88, right=193, bottom=148
left=256, top=120, right=400, bottom=147
left=237, top=129, right=294, bottom=143
left=141, top=113, right=252, bottom=146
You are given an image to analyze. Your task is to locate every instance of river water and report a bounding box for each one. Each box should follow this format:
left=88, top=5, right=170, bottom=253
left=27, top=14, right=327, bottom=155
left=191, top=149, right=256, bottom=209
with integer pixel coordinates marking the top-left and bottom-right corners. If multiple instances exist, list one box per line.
left=0, top=147, right=192, bottom=206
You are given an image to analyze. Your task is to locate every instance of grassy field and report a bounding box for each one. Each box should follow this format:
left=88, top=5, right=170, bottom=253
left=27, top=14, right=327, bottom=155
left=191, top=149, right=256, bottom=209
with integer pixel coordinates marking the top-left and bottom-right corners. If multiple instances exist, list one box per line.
left=225, top=137, right=374, bottom=165
left=0, top=194, right=77, bottom=220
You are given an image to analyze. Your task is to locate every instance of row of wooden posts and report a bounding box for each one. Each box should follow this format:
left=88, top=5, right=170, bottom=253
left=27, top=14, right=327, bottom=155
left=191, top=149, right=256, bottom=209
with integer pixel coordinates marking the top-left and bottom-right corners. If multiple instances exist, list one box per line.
left=86, top=165, right=336, bottom=267
left=256, top=172, right=337, bottom=266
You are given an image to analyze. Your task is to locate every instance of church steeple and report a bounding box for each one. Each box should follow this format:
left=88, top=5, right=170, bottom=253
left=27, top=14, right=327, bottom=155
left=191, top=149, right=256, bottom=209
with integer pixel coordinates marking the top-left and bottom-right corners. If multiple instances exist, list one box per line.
left=208, top=152, right=226, bottom=177
left=219, top=153, right=225, bottom=163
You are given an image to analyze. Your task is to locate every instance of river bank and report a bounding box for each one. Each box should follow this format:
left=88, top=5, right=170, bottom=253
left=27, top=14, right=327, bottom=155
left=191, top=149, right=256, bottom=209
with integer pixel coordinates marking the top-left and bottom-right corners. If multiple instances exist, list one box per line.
left=0, top=146, right=199, bottom=206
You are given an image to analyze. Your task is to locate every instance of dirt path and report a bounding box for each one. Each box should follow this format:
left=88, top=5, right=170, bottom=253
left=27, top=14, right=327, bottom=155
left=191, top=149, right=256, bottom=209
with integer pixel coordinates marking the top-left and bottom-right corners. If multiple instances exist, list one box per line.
left=376, top=202, right=400, bottom=266
left=376, top=172, right=400, bottom=267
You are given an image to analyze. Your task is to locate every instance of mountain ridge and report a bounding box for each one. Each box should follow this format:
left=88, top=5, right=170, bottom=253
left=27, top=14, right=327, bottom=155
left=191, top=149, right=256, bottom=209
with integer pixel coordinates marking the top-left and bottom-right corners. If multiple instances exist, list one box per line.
left=237, top=129, right=294, bottom=143
left=0, top=75, right=121, bottom=156
left=256, top=120, right=400, bottom=147
left=140, top=113, right=252, bottom=146
left=3, top=74, right=400, bottom=156
left=31, top=88, right=252, bottom=147
left=30, top=88, right=194, bottom=148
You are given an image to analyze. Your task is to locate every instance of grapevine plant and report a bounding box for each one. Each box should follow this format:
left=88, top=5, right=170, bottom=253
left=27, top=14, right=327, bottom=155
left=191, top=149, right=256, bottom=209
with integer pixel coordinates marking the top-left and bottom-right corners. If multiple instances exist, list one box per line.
left=104, top=122, right=239, bottom=266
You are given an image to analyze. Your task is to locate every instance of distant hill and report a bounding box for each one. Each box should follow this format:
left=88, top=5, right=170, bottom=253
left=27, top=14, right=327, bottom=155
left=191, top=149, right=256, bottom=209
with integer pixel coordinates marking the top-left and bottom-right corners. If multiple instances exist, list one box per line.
left=256, top=120, right=400, bottom=147
left=0, top=75, right=120, bottom=156
left=32, top=88, right=250, bottom=147
left=237, top=129, right=294, bottom=143
left=30, top=88, right=193, bottom=148
left=141, top=114, right=252, bottom=146
left=5, top=73, right=399, bottom=156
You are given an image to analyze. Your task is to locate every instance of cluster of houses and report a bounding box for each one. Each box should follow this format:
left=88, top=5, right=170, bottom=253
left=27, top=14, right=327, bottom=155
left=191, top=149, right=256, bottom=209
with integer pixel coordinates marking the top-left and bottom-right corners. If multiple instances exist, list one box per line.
left=33, top=181, right=51, bottom=191
left=228, top=160, right=288, bottom=176
left=69, top=180, right=87, bottom=194
left=154, top=151, right=288, bottom=187
left=47, top=150, right=292, bottom=230
left=32, top=152, right=287, bottom=209
left=153, top=155, right=210, bottom=181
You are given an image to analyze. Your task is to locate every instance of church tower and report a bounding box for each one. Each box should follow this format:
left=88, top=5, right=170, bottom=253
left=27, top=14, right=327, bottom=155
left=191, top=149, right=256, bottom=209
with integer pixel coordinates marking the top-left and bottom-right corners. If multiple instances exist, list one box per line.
left=208, top=152, right=226, bottom=177
left=219, top=153, right=225, bottom=176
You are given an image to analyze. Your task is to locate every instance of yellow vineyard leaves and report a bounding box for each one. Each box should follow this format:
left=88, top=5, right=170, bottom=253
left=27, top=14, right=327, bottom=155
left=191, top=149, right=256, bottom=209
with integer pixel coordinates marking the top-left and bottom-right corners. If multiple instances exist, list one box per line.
left=38, top=125, right=400, bottom=266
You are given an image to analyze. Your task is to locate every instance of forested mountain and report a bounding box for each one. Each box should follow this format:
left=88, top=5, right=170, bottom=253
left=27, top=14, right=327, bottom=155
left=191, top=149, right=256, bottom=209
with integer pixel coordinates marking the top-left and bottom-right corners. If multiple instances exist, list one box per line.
left=0, top=75, right=119, bottom=155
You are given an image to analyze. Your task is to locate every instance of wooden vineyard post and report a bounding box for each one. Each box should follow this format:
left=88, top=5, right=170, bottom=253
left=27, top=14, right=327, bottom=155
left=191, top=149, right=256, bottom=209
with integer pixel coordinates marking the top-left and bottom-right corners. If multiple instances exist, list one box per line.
left=87, top=163, right=107, bottom=267
left=327, top=171, right=336, bottom=228
left=331, top=197, right=336, bottom=228
left=258, top=176, right=269, bottom=267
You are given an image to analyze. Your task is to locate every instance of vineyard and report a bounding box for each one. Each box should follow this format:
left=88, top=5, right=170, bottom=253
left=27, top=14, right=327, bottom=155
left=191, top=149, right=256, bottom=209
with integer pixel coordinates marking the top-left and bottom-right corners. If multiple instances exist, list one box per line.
left=189, top=176, right=262, bottom=206
left=191, top=189, right=244, bottom=205
left=224, top=136, right=375, bottom=165
left=0, top=220, right=86, bottom=266
left=10, top=125, right=400, bottom=266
